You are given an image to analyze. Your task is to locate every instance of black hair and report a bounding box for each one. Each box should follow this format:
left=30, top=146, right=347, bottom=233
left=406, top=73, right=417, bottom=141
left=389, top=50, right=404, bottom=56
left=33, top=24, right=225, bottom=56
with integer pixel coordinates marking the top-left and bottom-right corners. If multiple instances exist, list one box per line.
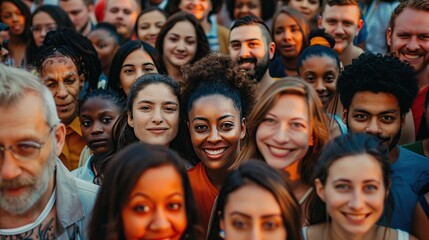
left=79, top=88, right=126, bottom=184
left=308, top=133, right=392, bottom=225
left=134, top=7, right=169, bottom=38
left=297, top=28, right=340, bottom=72
left=89, top=142, right=201, bottom=239
left=207, top=160, right=303, bottom=240
left=26, top=5, right=76, bottom=67
left=33, top=28, right=101, bottom=90
left=92, top=22, right=121, bottom=45
left=107, top=40, right=164, bottom=98
left=225, top=0, right=277, bottom=21
left=230, top=15, right=272, bottom=44
left=0, top=0, right=31, bottom=41
left=337, top=52, right=419, bottom=115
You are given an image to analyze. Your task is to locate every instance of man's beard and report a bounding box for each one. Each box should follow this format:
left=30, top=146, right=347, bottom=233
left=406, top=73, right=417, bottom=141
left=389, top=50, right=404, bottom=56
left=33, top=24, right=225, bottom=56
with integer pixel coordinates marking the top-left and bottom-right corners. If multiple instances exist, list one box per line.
left=238, top=52, right=270, bottom=82
left=0, top=153, right=56, bottom=215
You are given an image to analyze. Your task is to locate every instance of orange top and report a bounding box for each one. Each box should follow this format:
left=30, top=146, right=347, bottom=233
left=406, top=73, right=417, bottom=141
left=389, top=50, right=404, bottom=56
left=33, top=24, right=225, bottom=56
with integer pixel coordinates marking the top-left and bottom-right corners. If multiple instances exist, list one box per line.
left=59, top=117, right=86, bottom=171
left=188, top=162, right=219, bottom=236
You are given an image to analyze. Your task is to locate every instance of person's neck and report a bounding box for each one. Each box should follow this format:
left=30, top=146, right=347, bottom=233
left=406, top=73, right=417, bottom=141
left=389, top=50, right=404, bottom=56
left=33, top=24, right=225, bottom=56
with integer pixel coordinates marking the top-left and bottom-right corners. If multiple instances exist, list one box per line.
left=199, top=16, right=211, bottom=34
left=165, top=62, right=183, bottom=83
left=280, top=55, right=298, bottom=72
left=339, top=45, right=363, bottom=66
left=204, top=165, right=227, bottom=190
left=80, top=20, right=92, bottom=36
left=62, top=110, right=78, bottom=127
left=325, top=222, right=378, bottom=240
left=257, top=71, right=274, bottom=96
left=388, top=145, right=400, bottom=164
left=0, top=176, right=55, bottom=228
left=417, top=65, right=429, bottom=90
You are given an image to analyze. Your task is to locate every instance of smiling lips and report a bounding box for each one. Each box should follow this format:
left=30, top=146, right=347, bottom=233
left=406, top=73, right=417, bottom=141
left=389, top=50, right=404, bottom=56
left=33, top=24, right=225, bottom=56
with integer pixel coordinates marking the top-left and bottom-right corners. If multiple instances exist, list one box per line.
left=202, top=147, right=228, bottom=159
left=268, top=145, right=292, bottom=158
left=147, top=127, right=168, bottom=134
left=342, top=212, right=371, bottom=224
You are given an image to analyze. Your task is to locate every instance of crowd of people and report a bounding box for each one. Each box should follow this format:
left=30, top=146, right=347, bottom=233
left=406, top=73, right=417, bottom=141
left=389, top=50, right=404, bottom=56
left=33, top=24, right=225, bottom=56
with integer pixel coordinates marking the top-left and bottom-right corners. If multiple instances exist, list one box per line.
left=0, top=0, right=429, bottom=239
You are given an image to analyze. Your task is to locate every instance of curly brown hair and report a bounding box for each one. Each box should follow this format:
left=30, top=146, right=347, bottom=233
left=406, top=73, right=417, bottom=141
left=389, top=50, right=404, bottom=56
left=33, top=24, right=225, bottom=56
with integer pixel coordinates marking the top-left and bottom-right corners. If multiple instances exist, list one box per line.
left=181, top=53, right=257, bottom=119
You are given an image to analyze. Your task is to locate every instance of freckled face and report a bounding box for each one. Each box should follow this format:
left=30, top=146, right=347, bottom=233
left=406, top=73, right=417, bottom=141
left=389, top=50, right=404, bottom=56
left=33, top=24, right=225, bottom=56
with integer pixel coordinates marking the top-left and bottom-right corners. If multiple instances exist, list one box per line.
left=40, top=56, right=84, bottom=125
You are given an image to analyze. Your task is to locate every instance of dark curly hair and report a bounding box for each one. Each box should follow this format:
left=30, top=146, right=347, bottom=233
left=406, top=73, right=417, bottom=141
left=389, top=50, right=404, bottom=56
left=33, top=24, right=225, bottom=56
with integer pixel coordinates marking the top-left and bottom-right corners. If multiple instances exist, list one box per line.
left=182, top=53, right=257, bottom=120
left=337, top=52, right=419, bottom=115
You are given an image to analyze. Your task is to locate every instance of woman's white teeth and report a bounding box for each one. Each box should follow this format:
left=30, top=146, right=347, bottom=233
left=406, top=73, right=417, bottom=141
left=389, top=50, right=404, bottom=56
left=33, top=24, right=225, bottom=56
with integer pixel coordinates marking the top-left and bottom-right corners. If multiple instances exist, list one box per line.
left=346, top=214, right=366, bottom=220
left=270, top=146, right=289, bottom=155
left=204, top=148, right=226, bottom=155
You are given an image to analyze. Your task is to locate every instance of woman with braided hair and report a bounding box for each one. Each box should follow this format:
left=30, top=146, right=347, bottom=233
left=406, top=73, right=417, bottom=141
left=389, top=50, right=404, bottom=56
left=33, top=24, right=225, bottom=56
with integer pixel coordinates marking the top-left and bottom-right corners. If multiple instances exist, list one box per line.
left=33, top=28, right=101, bottom=170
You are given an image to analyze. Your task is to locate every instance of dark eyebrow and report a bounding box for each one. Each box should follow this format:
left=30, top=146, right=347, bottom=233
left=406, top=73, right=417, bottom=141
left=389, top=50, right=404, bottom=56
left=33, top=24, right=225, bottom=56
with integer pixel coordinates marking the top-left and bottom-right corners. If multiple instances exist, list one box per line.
left=229, top=212, right=282, bottom=219
left=192, top=114, right=235, bottom=123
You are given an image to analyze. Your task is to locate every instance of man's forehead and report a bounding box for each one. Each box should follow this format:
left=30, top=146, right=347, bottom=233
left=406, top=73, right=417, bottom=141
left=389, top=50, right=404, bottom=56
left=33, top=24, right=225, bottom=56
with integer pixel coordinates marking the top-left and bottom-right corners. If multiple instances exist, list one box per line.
left=322, top=4, right=361, bottom=21
left=106, top=0, right=136, bottom=8
left=230, top=25, right=264, bottom=41
left=393, top=8, right=429, bottom=33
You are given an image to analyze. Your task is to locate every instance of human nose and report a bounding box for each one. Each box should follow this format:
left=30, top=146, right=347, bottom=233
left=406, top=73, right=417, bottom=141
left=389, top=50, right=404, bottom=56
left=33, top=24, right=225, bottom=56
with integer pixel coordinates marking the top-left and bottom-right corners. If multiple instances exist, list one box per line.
left=334, top=23, right=345, bottom=35
left=176, top=40, right=186, bottom=51
left=11, top=13, right=19, bottom=23
left=239, top=44, right=251, bottom=59
left=272, top=122, right=290, bottom=143
left=406, top=36, right=421, bottom=52
left=91, top=121, right=104, bottom=135
left=0, top=149, right=22, bottom=180
left=56, top=82, right=69, bottom=99
left=315, top=79, right=326, bottom=92
left=151, top=108, right=163, bottom=124
left=208, top=127, right=222, bottom=144
left=364, top=118, right=382, bottom=135
left=149, top=208, right=171, bottom=232
left=249, top=224, right=262, bottom=240
left=349, top=189, right=365, bottom=211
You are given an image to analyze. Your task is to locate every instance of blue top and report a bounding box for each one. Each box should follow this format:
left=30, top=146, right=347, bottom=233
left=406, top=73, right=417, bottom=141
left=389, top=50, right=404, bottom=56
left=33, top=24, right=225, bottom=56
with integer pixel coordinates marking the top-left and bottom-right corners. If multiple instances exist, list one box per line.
left=379, top=147, right=429, bottom=231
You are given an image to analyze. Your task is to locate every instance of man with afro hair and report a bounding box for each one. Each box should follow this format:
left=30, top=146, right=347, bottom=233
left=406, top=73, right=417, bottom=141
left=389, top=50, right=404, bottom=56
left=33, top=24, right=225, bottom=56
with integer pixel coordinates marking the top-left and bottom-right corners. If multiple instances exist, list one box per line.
left=337, top=52, right=429, bottom=231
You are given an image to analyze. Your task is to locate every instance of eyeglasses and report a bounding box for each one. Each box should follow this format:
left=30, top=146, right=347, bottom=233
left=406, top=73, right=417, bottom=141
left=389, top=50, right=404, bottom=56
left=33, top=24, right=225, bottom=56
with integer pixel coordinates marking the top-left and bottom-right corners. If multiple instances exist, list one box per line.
left=0, top=125, right=56, bottom=161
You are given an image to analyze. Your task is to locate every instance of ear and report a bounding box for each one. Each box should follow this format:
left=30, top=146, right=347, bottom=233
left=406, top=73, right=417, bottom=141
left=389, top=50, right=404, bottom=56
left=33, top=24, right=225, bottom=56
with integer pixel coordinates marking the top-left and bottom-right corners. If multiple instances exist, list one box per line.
left=54, top=123, right=66, bottom=156
left=315, top=178, right=326, bottom=202
left=357, top=19, right=364, bottom=32
left=269, top=42, right=276, bottom=60
left=342, top=109, right=348, bottom=125
left=240, top=118, right=246, bottom=139
left=386, top=27, right=392, bottom=47
left=318, top=15, right=323, bottom=29
left=220, top=217, right=225, bottom=232
left=127, top=111, right=134, bottom=128
left=79, top=74, right=85, bottom=88
left=309, top=133, right=314, bottom=146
